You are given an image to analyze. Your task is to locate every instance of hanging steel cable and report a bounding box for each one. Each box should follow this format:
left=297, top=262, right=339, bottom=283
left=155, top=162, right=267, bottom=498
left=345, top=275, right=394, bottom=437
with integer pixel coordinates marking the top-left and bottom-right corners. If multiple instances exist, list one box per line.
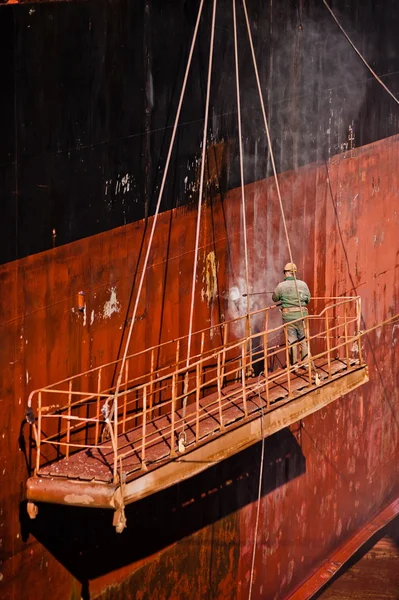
left=180, top=0, right=218, bottom=449
left=110, top=0, right=205, bottom=419
left=241, top=0, right=304, bottom=594
left=323, top=0, right=399, bottom=107
left=248, top=374, right=266, bottom=600
left=241, top=0, right=304, bottom=319
left=233, top=0, right=251, bottom=315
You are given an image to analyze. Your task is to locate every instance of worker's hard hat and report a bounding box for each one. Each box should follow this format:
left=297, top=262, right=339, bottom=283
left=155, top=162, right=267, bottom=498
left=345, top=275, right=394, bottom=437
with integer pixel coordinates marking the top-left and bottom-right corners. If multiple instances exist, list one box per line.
left=284, top=262, right=297, bottom=273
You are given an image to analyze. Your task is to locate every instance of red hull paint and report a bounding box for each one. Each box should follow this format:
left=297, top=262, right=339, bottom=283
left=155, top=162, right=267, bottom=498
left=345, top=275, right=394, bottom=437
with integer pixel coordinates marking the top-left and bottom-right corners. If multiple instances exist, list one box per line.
left=1, top=135, right=398, bottom=599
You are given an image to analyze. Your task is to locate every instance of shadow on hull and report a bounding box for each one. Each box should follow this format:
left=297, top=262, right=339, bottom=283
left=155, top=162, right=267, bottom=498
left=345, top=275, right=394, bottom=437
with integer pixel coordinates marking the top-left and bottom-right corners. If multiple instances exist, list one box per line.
left=20, top=427, right=306, bottom=596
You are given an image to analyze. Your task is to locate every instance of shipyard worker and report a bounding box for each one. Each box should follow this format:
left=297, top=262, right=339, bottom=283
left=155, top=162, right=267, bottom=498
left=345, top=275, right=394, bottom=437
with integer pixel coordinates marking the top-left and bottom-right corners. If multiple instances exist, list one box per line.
left=272, top=263, right=311, bottom=366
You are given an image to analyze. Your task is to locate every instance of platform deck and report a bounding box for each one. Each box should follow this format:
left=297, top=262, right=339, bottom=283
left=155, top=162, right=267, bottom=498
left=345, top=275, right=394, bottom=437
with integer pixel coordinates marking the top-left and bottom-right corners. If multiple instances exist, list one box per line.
left=36, top=358, right=359, bottom=485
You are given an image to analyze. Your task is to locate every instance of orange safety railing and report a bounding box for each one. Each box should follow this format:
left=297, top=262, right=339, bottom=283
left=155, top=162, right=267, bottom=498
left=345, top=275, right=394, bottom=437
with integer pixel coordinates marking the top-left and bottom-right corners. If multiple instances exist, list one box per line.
left=27, top=296, right=363, bottom=481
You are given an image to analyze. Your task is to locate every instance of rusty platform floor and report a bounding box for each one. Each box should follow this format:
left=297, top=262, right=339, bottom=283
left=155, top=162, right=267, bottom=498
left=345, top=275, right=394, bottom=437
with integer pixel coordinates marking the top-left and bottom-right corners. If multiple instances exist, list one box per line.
left=36, top=358, right=361, bottom=486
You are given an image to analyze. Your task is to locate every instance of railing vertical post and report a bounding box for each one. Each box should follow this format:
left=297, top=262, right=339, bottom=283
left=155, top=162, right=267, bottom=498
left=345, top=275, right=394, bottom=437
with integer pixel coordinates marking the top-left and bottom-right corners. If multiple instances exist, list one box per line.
left=241, top=342, right=248, bottom=417
left=113, top=393, right=118, bottom=482
left=141, top=386, right=147, bottom=469
left=199, top=332, right=205, bottom=397
left=217, top=352, right=225, bottom=431
left=284, top=326, right=292, bottom=398
left=305, top=317, right=312, bottom=385
left=263, top=310, right=269, bottom=407
left=170, top=373, right=177, bottom=457
left=221, top=323, right=228, bottom=384
left=95, top=369, right=102, bottom=444
left=200, top=331, right=205, bottom=355
left=356, top=297, right=364, bottom=365
left=35, top=392, right=42, bottom=474
left=246, top=315, right=253, bottom=375
left=325, top=310, right=332, bottom=378
left=66, top=381, right=72, bottom=459
left=196, top=362, right=201, bottom=443
left=149, top=349, right=155, bottom=411
left=344, top=300, right=350, bottom=368
left=122, top=359, right=129, bottom=434
left=176, top=340, right=181, bottom=402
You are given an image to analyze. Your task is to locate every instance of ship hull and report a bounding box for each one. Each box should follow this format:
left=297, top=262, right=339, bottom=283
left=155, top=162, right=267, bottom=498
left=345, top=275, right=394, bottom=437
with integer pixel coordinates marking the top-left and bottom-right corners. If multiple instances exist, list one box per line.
left=1, top=133, right=399, bottom=599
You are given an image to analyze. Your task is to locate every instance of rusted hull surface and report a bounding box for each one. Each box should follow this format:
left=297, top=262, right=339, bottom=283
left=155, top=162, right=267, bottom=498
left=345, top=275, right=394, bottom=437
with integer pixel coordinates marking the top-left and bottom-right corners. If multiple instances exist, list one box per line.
left=2, top=0, right=399, bottom=265
left=1, top=135, right=399, bottom=598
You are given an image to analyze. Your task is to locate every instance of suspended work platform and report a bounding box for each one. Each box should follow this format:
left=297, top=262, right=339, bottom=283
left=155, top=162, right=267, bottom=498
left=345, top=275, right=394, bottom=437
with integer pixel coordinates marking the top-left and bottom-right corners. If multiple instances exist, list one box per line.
left=26, top=297, right=368, bottom=531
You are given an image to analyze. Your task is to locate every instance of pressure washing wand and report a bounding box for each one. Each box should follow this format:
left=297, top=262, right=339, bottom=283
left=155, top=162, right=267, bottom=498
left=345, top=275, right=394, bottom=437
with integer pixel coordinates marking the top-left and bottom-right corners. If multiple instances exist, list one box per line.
left=242, top=291, right=273, bottom=297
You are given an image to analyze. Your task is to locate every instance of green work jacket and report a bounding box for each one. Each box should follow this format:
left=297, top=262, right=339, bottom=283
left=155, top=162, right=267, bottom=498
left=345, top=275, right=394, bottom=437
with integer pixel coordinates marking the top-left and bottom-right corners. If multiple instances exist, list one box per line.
left=272, top=277, right=311, bottom=322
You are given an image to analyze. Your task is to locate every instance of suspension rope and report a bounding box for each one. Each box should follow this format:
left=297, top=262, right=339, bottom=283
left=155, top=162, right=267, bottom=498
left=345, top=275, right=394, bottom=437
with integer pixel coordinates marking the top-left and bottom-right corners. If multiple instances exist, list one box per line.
left=242, top=0, right=304, bottom=320
left=180, top=0, right=218, bottom=447
left=248, top=373, right=266, bottom=600
left=322, top=0, right=399, bottom=107
left=233, top=0, right=251, bottom=315
left=239, top=6, right=308, bottom=581
left=111, top=0, right=205, bottom=414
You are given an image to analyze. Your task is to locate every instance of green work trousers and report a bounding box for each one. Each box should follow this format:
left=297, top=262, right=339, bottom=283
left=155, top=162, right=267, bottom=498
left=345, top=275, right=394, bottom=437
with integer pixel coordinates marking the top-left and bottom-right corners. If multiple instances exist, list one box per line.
left=285, top=319, right=308, bottom=365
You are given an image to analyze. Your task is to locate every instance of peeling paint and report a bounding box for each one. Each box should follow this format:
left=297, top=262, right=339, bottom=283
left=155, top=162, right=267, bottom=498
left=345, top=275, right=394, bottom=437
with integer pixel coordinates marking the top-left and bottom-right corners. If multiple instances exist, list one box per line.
left=103, top=287, right=121, bottom=319
left=392, top=324, right=399, bottom=345
left=63, top=494, right=95, bottom=505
